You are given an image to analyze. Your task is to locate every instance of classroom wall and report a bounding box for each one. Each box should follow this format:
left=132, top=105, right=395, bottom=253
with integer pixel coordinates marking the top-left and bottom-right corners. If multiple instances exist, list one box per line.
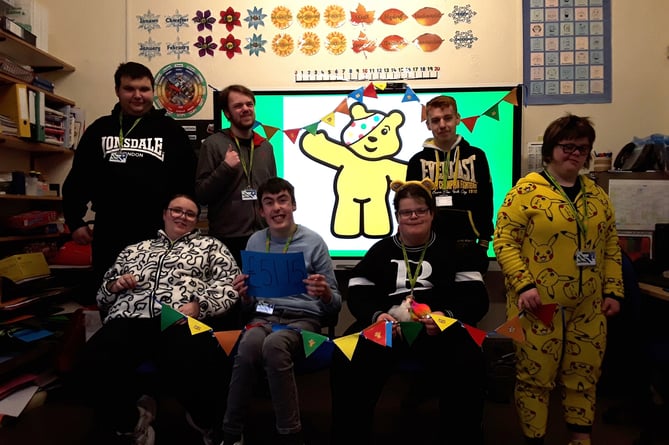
left=40, top=0, right=669, bottom=187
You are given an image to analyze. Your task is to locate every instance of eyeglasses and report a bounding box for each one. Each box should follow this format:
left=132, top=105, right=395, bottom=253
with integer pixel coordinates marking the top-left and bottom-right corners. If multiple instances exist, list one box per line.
left=398, top=207, right=430, bottom=219
left=557, top=143, right=592, bottom=155
left=168, top=207, right=198, bottom=220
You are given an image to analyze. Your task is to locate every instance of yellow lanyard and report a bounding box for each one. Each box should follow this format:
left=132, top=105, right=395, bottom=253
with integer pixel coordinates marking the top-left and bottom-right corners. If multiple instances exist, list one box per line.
left=234, top=136, right=255, bottom=187
left=434, top=146, right=461, bottom=191
left=544, top=170, right=588, bottom=238
left=118, top=114, right=142, bottom=149
left=401, top=240, right=428, bottom=294
left=265, top=225, right=298, bottom=253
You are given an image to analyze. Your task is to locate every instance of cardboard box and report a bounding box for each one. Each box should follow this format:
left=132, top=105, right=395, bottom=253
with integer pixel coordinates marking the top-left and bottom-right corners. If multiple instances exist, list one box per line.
left=0, top=252, right=50, bottom=284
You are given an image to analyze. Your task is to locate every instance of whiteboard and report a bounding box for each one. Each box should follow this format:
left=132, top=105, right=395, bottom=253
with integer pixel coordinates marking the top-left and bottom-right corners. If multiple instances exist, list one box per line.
left=609, top=179, right=669, bottom=231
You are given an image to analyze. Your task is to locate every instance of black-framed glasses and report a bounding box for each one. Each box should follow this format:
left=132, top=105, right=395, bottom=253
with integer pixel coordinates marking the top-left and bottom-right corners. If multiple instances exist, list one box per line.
left=168, top=207, right=198, bottom=220
left=398, top=207, right=430, bottom=219
left=557, top=143, right=591, bottom=155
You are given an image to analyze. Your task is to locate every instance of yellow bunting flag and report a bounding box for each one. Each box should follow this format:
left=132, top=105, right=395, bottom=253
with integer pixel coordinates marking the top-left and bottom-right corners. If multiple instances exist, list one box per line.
left=362, top=320, right=391, bottom=347
left=430, top=313, right=457, bottom=331
left=373, top=82, right=387, bottom=91
left=214, top=330, right=242, bottom=355
left=495, top=315, right=525, bottom=344
left=333, top=333, right=360, bottom=361
left=321, top=111, right=336, bottom=126
left=160, top=304, right=184, bottom=331
left=302, top=330, right=329, bottom=358
left=187, top=317, right=212, bottom=335
left=463, top=323, right=488, bottom=347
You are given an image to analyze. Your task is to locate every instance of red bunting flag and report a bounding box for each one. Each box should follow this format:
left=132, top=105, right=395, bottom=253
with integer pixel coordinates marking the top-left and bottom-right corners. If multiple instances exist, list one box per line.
left=461, top=116, right=479, bottom=132
left=284, top=128, right=301, bottom=143
left=463, top=323, right=487, bottom=347
left=363, top=82, right=378, bottom=98
left=531, top=303, right=557, bottom=327
left=362, top=320, right=391, bottom=347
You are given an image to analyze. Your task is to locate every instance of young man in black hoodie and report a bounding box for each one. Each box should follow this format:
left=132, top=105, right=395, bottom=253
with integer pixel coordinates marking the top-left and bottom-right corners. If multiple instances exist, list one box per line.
left=63, top=62, right=196, bottom=296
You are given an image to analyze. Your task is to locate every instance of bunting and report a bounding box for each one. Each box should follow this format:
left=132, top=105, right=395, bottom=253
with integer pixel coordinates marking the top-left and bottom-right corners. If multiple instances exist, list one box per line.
left=246, top=85, right=519, bottom=142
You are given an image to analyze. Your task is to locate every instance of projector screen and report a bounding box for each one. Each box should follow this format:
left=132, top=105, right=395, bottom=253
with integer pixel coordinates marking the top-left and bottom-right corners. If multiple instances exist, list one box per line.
left=215, top=86, right=521, bottom=261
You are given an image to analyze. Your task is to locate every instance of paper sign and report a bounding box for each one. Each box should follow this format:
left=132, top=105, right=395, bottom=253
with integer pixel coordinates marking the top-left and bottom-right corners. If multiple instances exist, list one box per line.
left=241, top=251, right=307, bottom=298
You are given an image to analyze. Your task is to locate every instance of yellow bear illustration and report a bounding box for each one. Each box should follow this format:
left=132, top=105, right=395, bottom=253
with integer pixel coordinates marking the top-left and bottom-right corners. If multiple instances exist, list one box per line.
left=300, top=102, right=407, bottom=238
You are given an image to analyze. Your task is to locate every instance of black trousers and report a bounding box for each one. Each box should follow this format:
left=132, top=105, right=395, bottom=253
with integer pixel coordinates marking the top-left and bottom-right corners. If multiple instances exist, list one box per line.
left=330, top=324, right=486, bottom=445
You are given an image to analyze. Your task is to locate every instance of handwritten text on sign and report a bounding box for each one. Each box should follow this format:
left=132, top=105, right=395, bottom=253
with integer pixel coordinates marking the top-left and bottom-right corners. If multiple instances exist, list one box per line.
left=241, top=251, right=307, bottom=298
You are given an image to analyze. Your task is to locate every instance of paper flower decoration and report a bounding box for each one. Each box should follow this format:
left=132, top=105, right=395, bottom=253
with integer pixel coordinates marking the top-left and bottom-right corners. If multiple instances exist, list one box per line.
left=194, top=35, right=217, bottom=57
left=193, top=10, right=216, bottom=32
left=221, top=34, right=242, bottom=59
left=220, top=7, right=241, bottom=32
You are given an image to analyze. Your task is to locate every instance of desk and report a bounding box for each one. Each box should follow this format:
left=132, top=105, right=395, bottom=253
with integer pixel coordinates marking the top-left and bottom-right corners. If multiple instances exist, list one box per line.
left=639, top=282, right=669, bottom=302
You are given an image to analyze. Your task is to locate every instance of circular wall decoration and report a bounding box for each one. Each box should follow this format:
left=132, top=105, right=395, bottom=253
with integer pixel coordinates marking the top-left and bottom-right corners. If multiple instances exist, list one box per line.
left=153, top=62, right=207, bottom=119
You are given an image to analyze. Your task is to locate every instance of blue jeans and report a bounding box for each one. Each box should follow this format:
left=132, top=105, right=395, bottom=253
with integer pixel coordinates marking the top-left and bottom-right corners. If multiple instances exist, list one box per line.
left=223, top=310, right=320, bottom=436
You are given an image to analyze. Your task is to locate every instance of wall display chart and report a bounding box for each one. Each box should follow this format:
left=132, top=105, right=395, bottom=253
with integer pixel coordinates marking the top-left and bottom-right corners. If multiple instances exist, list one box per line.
left=523, top=0, right=611, bottom=105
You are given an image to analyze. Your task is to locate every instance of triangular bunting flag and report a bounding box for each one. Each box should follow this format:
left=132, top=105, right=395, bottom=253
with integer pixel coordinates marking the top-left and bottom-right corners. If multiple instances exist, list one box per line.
left=362, top=320, right=391, bottom=347
left=495, top=316, right=525, bottom=343
left=532, top=303, right=557, bottom=327
left=502, top=88, right=519, bottom=106
left=399, top=321, right=423, bottom=346
left=363, top=82, right=378, bottom=98
left=262, top=124, right=280, bottom=141
left=348, top=87, right=364, bottom=102
left=430, top=314, right=458, bottom=331
left=214, top=330, right=242, bottom=355
left=334, top=99, right=350, bottom=114
left=302, top=330, right=329, bottom=358
left=333, top=333, right=360, bottom=361
left=461, top=116, right=479, bottom=132
left=272, top=323, right=291, bottom=331
left=252, top=120, right=262, bottom=129
left=187, top=317, right=212, bottom=335
left=463, top=323, right=488, bottom=347
left=284, top=128, right=301, bottom=143
left=402, top=86, right=419, bottom=103
left=483, top=103, right=500, bottom=120
left=304, top=122, right=320, bottom=135
left=373, top=82, right=387, bottom=91
left=421, top=104, right=427, bottom=122
left=321, top=111, right=336, bottom=127
left=160, top=304, right=184, bottom=331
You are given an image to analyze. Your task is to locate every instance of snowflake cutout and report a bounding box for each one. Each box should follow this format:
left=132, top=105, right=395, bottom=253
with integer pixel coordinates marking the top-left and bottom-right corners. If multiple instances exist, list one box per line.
left=220, top=7, right=242, bottom=32
left=193, top=10, right=216, bottom=32
left=166, top=10, right=189, bottom=32
left=244, top=7, right=267, bottom=30
left=245, top=34, right=266, bottom=57
left=450, top=30, right=478, bottom=49
left=194, top=35, right=218, bottom=57
left=138, top=37, right=162, bottom=60
left=448, top=5, right=477, bottom=25
left=221, top=34, right=242, bottom=59
left=137, top=10, right=161, bottom=33
left=167, top=36, right=190, bottom=60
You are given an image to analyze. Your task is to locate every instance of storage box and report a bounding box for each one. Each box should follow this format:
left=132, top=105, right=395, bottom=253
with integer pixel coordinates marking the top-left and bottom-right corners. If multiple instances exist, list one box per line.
left=6, top=210, right=57, bottom=229
left=0, top=252, right=50, bottom=284
left=0, top=15, right=37, bottom=45
left=3, top=0, right=47, bottom=50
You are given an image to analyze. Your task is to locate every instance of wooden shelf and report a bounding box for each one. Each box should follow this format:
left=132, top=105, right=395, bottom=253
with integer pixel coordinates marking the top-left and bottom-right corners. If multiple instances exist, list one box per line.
left=0, top=193, right=61, bottom=201
left=0, top=134, right=73, bottom=155
left=0, top=29, right=75, bottom=73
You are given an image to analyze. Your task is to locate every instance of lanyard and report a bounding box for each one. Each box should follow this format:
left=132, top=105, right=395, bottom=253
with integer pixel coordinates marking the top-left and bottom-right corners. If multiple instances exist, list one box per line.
left=265, top=225, right=298, bottom=253
left=118, top=114, right=142, bottom=149
left=434, top=146, right=461, bottom=191
left=544, top=170, right=588, bottom=238
left=401, top=240, right=428, bottom=294
left=234, top=136, right=255, bottom=187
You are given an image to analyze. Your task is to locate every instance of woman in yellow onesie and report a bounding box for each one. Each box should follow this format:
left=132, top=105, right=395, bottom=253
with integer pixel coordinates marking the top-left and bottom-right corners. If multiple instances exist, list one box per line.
left=494, top=114, right=623, bottom=445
